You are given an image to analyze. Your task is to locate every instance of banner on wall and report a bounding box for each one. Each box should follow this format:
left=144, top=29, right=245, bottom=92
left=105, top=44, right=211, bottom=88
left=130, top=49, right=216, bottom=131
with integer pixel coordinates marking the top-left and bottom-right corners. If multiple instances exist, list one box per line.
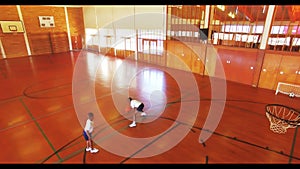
left=0, top=21, right=25, bottom=33
left=38, top=16, right=55, bottom=28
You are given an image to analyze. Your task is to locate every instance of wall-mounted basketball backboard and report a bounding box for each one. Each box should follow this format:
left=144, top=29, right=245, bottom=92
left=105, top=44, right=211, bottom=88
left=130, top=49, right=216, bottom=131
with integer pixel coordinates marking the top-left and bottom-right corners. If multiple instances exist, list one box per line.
left=0, top=21, right=25, bottom=33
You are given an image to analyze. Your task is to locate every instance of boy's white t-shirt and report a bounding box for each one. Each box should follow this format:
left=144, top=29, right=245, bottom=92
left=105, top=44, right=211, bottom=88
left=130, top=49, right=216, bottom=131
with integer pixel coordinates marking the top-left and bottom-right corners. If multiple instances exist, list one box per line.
left=84, top=119, right=94, bottom=133
left=130, top=100, right=142, bottom=108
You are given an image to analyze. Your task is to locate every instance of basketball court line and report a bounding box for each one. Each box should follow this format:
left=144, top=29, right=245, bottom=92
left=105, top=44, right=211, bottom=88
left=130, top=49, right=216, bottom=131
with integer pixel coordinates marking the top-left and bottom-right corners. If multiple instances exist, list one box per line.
left=19, top=97, right=63, bottom=162
left=0, top=97, right=75, bottom=133
left=39, top=97, right=300, bottom=163
left=119, top=123, right=181, bottom=164
left=289, top=126, right=299, bottom=163
left=23, top=82, right=72, bottom=99
left=1, top=52, right=298, bottom=163
left=7, top=83, right=300, bottom=164
left=42, top=111, right=300, bottom=163
left=39, top=92, right=186, bottom=163
left=17, top=84, right=299, bottom=163
left=0, top=95, right=24, bottom=104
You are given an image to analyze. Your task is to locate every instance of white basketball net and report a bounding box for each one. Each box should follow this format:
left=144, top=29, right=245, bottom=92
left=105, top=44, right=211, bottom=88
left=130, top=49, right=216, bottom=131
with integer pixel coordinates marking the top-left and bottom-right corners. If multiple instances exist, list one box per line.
left=266, top=104, right=300, bottom=134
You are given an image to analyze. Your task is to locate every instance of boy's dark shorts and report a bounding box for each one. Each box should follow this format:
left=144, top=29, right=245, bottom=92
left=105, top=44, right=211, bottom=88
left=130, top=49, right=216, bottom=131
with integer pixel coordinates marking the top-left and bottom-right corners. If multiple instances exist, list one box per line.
left=137, top=103, right=144, bottom=112
left=83, top=130, right=92, bottom=141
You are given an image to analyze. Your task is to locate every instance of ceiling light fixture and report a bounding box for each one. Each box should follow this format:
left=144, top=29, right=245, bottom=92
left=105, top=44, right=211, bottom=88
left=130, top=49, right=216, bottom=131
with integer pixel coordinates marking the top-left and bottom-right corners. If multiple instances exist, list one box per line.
left=262, top=5, right=266, bottom=13
left=217, top=5, right=225, bottom=11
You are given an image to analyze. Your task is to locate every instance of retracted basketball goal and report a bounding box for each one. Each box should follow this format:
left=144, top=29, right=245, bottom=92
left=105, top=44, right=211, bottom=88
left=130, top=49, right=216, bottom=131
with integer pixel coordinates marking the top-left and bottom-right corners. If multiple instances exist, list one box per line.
left=275, top=82, right=300, bottom=98
left=265, top=104, right=300, bottom=134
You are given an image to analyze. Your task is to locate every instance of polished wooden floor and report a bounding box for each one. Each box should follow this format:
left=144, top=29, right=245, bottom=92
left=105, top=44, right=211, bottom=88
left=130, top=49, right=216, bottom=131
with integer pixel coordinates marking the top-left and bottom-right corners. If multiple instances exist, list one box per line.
left=0, top=50, right=299, bottom=164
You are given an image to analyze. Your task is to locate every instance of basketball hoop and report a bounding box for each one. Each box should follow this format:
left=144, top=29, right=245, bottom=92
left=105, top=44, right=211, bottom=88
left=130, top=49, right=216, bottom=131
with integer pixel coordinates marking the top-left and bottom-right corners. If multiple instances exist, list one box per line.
left=265, top=104, right=300, bottom=134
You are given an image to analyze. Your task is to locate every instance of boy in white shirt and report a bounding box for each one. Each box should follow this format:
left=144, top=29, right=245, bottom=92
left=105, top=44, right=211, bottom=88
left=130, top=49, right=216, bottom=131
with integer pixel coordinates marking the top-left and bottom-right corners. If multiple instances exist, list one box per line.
left=128, top=97, right=147, bottom=127
left=83, top=112, right=99, bottom=153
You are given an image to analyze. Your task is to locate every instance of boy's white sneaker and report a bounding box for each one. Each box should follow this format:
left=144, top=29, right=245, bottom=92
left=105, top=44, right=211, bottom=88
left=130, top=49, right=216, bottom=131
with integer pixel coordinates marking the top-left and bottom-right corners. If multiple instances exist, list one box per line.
left=129, top=122, right=136, bottom=128
left=90, top=148, right=99, bottom=153
left=86, top=147, right=91, bottom=152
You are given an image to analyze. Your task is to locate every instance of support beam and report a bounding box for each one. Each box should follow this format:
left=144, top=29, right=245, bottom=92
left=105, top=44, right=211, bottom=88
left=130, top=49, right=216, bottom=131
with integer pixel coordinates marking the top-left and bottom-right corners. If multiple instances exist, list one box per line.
left=16, top=5, right=31, bottom=56
left=260, top=5, right=275, bottom=50
left=207, top=5, right=214, bottom=43
left=64, top=7, right=73, bottom=51
left=0, top=38, right=6, bottom=58
left=204, top=5, right=210, bottom=29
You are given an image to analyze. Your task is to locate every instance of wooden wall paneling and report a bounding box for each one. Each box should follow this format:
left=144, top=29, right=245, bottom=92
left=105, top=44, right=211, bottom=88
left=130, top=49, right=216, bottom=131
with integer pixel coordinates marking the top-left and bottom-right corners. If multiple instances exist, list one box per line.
left=71, top=35, right=82, bottom=50
left=127, top=49, right=136, bottom=60
left=0, top=5, right=19, bottom=20
left=190, top=42, right=205, bottom=75
left=182, top=42, right=192, bottom=70
left=251, top=49, right=265, bottom=87
left=115, top=49, right=124, bottom=59
left=174, top=41, right=190, bottom=71
left=156, top=53, right=166, bottom=67
left=50, top=32, right=69, bottom=53
left=204, top=45, right=218, bottom=77
left=88, top=45, right=99, bottom=52
left=100, top=47, right=106, bottom=55
left=125, top=50, right=135, bottom=59
left=166, top=40, right=189, bottom=71
left=214, top=48, right=230, bottom=81
left=275, top=54, right=300, bottom=85
left=101, top=45, right=116, bottom=57
left=214, top=47, right=258, bottom=86
left=67, top=7, right=85, bottom=49
left=258, top=53, right=282, bottom=90
left=166, top=41, right=175, bottom=69
left=295, top=66, right=300, bottom=85
left=0, top=36, right=3, bottom=58
left=0, top=47, right=2, bottom=59
left=142, top=50, right=150, bottom=63
left=1, top=34, right=28, bottom=58
left=137, top=51, right=145, bottom=62
left=166, top=40, right=175, bottom=55
left=159, top=40, right=167, bottom=67
left=104, top=47, right=115, bottom=57
left=193, top=50, right=204, bottom=75
left=27, top=33, right=52, bottom=55
left=166, top=40, right=174, bottom=68
left=174, top=41, right=183, bottom=58
left=231, top=50, right=258, bottom=86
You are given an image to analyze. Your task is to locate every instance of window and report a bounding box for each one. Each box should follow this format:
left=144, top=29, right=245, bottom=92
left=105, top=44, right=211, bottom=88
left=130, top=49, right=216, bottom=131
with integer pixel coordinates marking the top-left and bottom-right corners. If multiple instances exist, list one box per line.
left=209, top=5, right=267, bottom=48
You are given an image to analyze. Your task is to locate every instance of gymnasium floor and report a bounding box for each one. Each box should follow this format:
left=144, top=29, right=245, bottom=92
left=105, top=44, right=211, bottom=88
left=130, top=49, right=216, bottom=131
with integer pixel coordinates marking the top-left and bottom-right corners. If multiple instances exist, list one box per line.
left=0, top=50, right=299, bottom=164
